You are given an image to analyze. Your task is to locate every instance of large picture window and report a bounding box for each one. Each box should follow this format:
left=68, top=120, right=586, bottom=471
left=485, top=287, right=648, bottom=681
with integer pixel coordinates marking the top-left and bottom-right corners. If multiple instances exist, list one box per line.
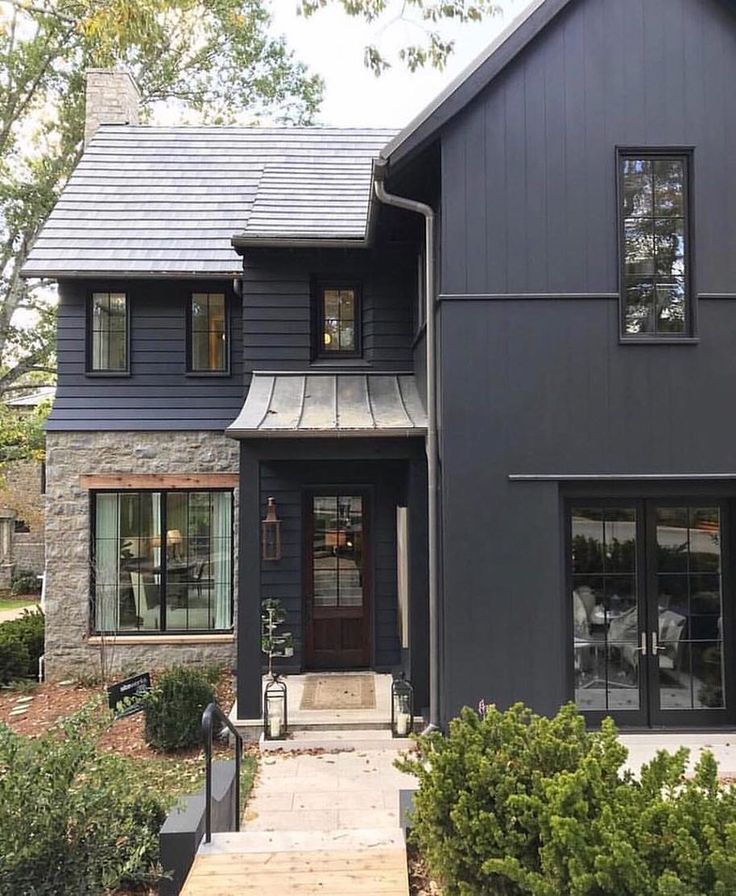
left=619, top=152, right=691, bottom=338
left=89, top=292, right=128, bottom=371
left=93, top=490, right=233, bottom=633
left=189, top=293, right=228, bottom=373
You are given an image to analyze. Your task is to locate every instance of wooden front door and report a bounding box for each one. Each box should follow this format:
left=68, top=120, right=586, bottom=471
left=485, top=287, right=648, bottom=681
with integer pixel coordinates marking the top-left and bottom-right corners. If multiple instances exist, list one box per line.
left=305, top=493, right=371, bottom=669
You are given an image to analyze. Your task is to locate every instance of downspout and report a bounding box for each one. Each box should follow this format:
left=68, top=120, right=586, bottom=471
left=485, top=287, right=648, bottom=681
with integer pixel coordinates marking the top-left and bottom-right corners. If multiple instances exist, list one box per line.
left=374, top=164, right=440, bottom=733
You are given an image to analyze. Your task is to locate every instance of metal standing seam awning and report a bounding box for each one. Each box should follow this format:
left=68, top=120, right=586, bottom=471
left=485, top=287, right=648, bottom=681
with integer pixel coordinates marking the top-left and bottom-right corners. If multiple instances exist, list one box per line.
left=226, top=373, right=427, bottom=438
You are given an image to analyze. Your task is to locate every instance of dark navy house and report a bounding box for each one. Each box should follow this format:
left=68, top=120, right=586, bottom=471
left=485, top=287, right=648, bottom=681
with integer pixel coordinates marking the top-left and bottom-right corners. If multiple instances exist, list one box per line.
left=24, top=0, right=736, bottom=730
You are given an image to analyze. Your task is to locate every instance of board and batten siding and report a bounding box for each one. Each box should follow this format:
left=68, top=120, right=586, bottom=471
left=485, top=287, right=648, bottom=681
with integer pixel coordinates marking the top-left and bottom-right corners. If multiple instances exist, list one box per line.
left=49, top=279, right=243, bottom=430
left=241, top=246, right=415, bottom=382
left=434, top=0, right=736, bottom=724
left=440, top=0, right=736, bottom=297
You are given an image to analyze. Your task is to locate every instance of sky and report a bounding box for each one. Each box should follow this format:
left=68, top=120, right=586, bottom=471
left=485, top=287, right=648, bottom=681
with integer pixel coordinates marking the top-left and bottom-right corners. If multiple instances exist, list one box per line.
left=269, top=1, right=529, bottom=129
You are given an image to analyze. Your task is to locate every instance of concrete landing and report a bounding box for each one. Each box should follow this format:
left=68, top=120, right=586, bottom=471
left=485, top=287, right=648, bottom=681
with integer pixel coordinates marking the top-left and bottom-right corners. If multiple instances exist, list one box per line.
left=620, top=732, right=736, bottom=777
left=182, top=829, right=409, bottom=895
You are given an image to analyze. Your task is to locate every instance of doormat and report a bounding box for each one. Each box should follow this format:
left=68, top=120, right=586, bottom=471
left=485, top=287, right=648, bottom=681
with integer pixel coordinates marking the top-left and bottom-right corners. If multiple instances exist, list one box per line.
left=299, top=674, right=376, bottom=711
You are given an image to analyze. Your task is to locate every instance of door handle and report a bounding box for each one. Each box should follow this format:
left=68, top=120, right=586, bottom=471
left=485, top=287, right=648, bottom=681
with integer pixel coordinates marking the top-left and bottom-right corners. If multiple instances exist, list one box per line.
left=651, top=631, right=664, bottom=655
left=636, top=631, right=648, bottom=656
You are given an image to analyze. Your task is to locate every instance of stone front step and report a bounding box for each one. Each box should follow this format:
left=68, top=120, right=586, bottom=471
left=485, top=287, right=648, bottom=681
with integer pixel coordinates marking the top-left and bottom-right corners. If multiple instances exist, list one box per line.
left=259, top=727, right=414, bottom=752
left=182, top=829, right=409, bottom=896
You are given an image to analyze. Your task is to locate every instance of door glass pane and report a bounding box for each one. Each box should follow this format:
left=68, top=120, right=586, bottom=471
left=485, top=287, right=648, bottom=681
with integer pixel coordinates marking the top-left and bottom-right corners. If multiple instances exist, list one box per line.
left=312, top=496, right=363, bottom=608
left=655, top=506, right=725, bottom=710
left=571, top=506, right=640, bottom=712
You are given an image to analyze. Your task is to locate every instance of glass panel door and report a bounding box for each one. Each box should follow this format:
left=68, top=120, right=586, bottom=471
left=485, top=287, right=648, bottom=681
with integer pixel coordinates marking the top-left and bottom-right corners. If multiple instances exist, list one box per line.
left=650, top=504, right=730, bottom=725
left=571, top=505, right=646, bottom=724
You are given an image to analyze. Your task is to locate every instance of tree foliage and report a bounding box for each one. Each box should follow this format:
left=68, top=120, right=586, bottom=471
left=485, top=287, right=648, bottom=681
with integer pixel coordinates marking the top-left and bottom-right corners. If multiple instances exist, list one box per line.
left=299, top=0, right=502, bottom=73
left=0, top=0, right=323, bottom=397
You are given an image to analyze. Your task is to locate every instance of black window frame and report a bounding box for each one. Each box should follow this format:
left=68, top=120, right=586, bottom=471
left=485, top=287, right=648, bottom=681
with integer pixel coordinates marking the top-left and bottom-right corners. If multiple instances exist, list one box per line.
left=90, top=487, right=235, bottom=636
left=617, top=147, right=696, bottom=343
left=86, top=291, right=131, bottom=375
left=186, top=291, right=231, bottom=376
left=312, top=281, right=363, bottom=360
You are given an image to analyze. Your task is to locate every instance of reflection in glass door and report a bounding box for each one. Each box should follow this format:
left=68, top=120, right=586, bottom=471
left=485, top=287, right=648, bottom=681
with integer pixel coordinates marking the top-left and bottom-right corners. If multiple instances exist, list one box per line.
left=652, top=506, right=726, bottom=723
left=570, top=501, right=733, bottom=727
left=571, top=507, right=645, bottom=723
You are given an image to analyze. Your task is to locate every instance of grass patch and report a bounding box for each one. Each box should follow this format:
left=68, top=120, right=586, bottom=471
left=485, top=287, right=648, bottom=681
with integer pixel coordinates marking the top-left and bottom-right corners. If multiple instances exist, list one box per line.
left=122, top=750, right=258, bottom=810
left=0, top=598, right=38, bottom=613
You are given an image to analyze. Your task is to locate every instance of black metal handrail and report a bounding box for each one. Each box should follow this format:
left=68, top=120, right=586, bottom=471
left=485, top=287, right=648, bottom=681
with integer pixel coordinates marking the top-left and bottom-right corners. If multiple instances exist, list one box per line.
left=202, top=702, right=242, bottom=844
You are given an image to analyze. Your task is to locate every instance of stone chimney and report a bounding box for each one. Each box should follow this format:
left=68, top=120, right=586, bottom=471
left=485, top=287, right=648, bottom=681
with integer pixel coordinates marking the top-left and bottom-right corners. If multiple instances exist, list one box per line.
left=84, top=68, right=140, bottom=148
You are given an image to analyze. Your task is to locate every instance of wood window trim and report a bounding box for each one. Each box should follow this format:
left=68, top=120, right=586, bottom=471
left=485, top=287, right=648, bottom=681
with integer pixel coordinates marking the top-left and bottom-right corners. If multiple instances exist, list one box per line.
left=616, top=146, right=695, bottom=341
left=86, top=291, right=131, bottom=375
left=312, top=280, right=363, bottom=360
left=81, top=473, right=239, bottom=490
left=186, top=291, right=231, bottom=376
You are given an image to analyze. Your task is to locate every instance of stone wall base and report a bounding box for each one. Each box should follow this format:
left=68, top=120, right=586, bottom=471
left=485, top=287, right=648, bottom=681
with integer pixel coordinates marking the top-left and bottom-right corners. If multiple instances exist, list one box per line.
left=44, top=431, right=239, bottom=681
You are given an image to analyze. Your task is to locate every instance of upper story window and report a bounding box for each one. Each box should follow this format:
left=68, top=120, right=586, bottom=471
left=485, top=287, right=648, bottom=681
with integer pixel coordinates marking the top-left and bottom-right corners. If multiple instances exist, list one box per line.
left=189, top=293, right=228, bottom=373
left=620, top=152, right=691, bottom=338
left=89, top=292, right=128, bottom=372
left=316, top=285, right=361, bottom=357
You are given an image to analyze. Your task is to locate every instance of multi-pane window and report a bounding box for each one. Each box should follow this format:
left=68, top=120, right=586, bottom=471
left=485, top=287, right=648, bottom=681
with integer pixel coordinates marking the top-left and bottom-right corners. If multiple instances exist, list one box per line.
left=319, top=286, right=360, bottom=355
left=620, top=154, right=690, bottom=337
left=93, top=490, right=233, bottom=633
left=190, top=293, right=228, bottom=372
left=90, top=292, right=127, bottom=371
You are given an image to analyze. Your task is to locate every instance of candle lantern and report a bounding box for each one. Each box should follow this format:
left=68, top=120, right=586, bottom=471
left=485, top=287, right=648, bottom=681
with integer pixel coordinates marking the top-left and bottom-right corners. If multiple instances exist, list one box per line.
left=261, top=497, right=282, bottom=561
left=391, top=674, right=414, bottom=738
left=264, top=675, right=288, bottom=740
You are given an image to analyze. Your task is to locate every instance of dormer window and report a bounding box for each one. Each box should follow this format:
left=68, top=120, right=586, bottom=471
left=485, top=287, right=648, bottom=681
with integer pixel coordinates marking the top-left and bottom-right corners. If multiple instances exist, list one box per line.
left=189, top=293, right=229, bottom=373
left=89, top=292, right=128, bottom=373
left=316, top=284, right=361, bottom=358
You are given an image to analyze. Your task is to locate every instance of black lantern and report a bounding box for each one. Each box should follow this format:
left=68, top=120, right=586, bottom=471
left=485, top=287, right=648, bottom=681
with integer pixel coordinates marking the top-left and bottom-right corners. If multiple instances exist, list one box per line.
left=264, top=675, right=288, bottom=740
left=262, top=497, right=281, bottom=561
left=391, top=674, right=414, bottom=738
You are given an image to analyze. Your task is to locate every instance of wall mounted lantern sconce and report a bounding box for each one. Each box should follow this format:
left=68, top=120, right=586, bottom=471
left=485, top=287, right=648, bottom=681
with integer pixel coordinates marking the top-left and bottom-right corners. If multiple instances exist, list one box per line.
left=262, top=497, right=281, bottom=561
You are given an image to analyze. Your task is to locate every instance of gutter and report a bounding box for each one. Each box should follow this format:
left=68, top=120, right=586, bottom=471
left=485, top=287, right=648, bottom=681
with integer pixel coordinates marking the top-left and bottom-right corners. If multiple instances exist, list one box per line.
left=373, top=162, right=440, bottom=733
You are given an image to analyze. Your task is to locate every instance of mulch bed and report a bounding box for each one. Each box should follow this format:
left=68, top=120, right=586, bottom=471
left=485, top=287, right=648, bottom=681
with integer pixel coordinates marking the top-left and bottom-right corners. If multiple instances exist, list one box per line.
left=0, top=670, right=235, bottom=760
left=408, top=846, right=442, bottom=895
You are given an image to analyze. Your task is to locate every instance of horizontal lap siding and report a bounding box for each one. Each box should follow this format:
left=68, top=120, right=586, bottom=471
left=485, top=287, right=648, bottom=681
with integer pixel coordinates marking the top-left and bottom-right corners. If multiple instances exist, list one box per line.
left=242, top=247, right=415, bottom=384
left=49, top=279, right=243, bottom=430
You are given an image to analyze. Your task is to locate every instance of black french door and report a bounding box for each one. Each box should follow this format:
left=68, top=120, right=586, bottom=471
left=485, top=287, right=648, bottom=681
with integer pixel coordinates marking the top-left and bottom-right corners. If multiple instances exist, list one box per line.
left=570, top=500, right=735, bottom=728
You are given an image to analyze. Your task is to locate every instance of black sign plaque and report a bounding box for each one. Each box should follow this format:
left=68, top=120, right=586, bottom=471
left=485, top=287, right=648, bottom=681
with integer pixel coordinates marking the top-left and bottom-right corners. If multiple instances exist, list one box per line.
left=107, top=672, right=151, bottom=718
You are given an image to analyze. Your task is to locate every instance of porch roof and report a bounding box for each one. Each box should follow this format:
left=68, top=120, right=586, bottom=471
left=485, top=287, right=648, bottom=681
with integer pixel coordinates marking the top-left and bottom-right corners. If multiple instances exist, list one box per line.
left=226, top=372, right=427, bottom=438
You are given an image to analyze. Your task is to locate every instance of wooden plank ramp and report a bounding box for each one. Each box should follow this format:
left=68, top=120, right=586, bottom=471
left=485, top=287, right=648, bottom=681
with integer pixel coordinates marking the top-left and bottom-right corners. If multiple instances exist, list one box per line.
left=181, top=828, right=410, bottom=896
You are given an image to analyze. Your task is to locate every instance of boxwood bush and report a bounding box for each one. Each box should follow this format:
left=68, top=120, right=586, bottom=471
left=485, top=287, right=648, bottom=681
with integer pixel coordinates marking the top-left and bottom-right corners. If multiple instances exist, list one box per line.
left=0, top=608, right=44, bottom=683
left=0, top=703, right=167, bottom=895
left=143, top=665, right=216, bottom=751
left=400, top=702, right=736, bottom=896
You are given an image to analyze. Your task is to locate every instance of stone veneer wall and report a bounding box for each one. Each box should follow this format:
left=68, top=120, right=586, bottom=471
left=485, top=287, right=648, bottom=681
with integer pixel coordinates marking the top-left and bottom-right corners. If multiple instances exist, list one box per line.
left=44, top=431, right=239, bottom=680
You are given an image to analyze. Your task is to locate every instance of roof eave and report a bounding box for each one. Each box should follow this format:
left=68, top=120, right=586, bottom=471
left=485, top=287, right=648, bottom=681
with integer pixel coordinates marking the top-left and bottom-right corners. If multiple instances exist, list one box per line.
left=231, top=235, right=370, bottom=251
left=379, top=0, right=573, bottom=171
left=226, top=427, right=427, bottom=439
left=19, top=268, right=241, bottom=280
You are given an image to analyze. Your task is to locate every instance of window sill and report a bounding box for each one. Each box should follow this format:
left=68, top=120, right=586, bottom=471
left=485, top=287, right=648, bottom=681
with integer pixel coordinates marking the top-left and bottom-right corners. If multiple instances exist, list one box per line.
left=85, top=371, right=131, bottom=377
left=185, top=371, right=232, bottom=378
left=619, top=337, right=700, bottom=345
left=87, top=633, right=234, bottom=646
left=310, top=358, right=370, bottom=368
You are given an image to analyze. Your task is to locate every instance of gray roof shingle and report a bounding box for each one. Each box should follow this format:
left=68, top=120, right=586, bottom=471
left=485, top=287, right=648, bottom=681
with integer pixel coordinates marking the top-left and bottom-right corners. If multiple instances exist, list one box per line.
left=22, top=126, right=397, bottom=279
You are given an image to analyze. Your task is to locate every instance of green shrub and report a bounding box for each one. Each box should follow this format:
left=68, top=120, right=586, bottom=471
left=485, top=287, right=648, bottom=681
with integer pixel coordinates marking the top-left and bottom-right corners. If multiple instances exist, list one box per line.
left=0, top=703, right=167, bottom=895
left=143, top=665, right=216, bottom=751
left=0, top=630, right=30, bottom=685
left=0, top=609, right=44, bottom=682
left=401, top=703, right=736, bottom=896
left=11, top=569, right=41, bottom=595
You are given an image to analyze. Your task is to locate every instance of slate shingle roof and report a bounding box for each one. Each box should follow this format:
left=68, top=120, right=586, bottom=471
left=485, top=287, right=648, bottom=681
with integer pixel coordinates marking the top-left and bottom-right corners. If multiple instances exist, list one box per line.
left=22, top=126, right=397, bottom=279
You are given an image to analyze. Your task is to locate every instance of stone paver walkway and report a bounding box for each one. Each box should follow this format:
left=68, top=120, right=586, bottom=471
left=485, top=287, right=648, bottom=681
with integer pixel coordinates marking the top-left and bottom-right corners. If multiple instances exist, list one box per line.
left=244, top=741, right=416, bottom=831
